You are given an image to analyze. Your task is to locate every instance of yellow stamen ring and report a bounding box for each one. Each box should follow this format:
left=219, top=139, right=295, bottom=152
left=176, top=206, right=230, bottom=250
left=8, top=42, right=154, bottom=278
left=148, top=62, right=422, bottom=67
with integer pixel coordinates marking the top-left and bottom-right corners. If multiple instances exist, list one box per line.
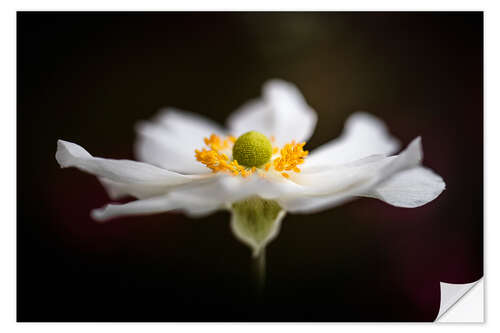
left=195, top=133, right=308, bottom=179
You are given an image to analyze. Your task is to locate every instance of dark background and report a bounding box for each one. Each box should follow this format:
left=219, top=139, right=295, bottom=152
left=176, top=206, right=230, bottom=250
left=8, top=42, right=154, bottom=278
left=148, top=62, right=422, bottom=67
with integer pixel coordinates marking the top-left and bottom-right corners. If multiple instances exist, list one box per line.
left=17, top=12, right=483, bottom=322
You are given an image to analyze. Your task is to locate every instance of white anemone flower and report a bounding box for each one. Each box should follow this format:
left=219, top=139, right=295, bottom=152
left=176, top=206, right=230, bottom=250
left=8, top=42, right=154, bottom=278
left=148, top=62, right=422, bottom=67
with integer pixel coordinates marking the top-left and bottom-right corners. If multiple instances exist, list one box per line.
left=56, top=79, right=445, bottom=260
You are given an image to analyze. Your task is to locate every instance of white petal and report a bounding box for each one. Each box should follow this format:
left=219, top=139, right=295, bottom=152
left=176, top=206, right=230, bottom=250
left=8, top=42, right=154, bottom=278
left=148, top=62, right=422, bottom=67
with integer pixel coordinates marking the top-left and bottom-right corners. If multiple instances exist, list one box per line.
left=281, top=158, right=387, bottom=212
left=56, top=140, right=204, bottom=198
left=263, top=80, right=318, bottom=144
left=377, top=136, right=422, bottom=178
left=291, top=154, right=389, bottom=196
left=98, top=177, right=178, bottom=200
left=152, top=107, right=225, bottom=139
left=169, top=173, right=305, bottom=208
left=227, top=79, right=317, bottom=145
left=91, top=195, right=177, bottom=222
left=94, top=182, right=222, bottom=221
left=226, top=99, right=274, bottom=137
left=282, top=137, right=424, bottom=213
left=304, top=112, right=400, bottom=170
left=364, top=167, right=446, bottom=208
left=134, top=108, right=225, bottom=173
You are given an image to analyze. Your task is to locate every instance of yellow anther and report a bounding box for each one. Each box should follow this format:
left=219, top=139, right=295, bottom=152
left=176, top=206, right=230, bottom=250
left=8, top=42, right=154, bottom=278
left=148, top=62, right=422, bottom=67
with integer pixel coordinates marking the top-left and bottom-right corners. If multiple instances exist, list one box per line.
left=272, top=141, right=308, bottom=177
left=204, top=134, right=236, bottom=151
left=195, top=148, right=230, bottom=173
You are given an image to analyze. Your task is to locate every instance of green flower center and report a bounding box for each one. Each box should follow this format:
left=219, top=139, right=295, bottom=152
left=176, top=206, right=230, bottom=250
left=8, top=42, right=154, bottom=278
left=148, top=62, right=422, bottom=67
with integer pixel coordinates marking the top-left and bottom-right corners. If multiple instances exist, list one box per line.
left=232, top=131, right=272, bottom=168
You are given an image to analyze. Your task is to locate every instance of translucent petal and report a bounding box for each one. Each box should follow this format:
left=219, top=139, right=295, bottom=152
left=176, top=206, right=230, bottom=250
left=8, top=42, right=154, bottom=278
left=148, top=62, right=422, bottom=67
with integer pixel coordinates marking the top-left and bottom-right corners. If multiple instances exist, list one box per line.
left=304, top=112, right=400, bottom=171
left=98, top=177, right=180, bottom=200
left=91, top=195, right=177, bottom=222
left=134, top=108, right=225, bottom=173
left=282, top=137, right=426, bottom=213
left=227, top=79, right=317, bottom=145
left=363, top=166, right=446, bottom=208
left=169, top=173, right=305, bottom=207
left=56, top=140, right=205, bottom=199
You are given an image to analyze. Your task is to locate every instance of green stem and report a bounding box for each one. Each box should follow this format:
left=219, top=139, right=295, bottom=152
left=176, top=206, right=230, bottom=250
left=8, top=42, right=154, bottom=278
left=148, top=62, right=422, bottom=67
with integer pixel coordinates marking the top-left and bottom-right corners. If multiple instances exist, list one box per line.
left=253, top=248, right=266, bottom=295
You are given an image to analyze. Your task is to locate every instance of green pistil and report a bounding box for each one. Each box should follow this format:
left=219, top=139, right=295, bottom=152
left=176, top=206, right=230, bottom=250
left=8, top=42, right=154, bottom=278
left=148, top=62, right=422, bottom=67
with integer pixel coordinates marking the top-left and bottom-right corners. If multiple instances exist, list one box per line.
left=232, top=131, right=273, bottom=168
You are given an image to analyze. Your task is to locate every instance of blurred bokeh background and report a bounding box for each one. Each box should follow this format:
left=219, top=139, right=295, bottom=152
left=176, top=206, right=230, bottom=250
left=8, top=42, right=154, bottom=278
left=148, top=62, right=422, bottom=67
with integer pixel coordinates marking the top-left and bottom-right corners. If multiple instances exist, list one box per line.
left=17, top=12, right=483, bottom=321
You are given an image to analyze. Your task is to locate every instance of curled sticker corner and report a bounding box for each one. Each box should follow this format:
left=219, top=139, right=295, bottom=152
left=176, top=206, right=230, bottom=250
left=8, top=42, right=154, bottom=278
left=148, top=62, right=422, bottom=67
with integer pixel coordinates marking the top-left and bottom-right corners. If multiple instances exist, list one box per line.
left=435, top=277, right=483, bottom=322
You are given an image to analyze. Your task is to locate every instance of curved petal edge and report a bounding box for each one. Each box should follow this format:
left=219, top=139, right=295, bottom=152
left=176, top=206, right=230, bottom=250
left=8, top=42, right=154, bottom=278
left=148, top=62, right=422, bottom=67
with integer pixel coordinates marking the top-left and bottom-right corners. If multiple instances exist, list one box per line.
left=366, top=166, right=445, bottom=208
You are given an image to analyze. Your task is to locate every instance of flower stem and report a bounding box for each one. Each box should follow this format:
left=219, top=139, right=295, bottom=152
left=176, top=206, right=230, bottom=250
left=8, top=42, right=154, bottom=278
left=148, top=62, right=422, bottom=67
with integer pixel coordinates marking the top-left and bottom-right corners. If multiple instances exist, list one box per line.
left=252, top=248, right=266, bottom=295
